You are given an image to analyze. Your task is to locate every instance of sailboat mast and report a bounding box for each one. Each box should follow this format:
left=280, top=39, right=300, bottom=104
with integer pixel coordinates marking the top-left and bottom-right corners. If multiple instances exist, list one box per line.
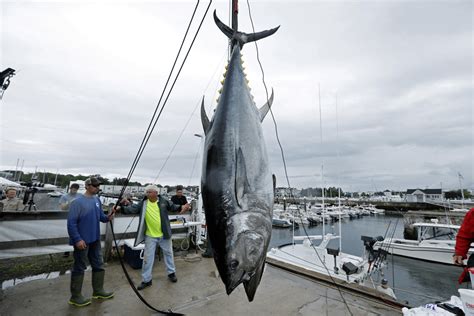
left=336, top=93, right=342, bottom=252
left=318, top=84, right=325, bottom=236
left=458, top=172, right=465, bottom=209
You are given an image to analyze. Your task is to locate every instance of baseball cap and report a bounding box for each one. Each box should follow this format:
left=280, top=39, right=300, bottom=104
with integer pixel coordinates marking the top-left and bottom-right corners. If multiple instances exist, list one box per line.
left=84, top=177, right=102, bottom=187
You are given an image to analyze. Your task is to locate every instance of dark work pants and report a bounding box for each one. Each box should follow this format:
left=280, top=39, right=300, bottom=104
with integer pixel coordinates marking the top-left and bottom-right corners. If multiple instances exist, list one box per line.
left=71, top=240, right=104, bottom=276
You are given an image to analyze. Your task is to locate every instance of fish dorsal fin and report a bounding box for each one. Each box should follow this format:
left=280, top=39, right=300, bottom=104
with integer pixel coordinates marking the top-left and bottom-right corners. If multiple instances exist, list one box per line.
left=200, top=96, right=210, bottom=135
left=258, top=88, right=274, bottom=122
left=235, top=148, right=250, bottom=208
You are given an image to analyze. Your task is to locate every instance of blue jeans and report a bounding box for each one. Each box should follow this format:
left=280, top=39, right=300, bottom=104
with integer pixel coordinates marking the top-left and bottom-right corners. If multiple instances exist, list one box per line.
left=142, top=235, right=175, bottom=283
left=72, top=240, right=104, bottom=276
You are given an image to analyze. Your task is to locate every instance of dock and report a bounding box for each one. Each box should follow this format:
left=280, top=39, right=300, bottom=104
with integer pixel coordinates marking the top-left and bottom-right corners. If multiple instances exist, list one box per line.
left=0, top=253, right=402, bottom=315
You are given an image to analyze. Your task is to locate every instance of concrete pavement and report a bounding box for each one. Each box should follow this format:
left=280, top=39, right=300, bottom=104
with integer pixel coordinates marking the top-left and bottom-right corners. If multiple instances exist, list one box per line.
left=0, top=253, right=401, bottom=316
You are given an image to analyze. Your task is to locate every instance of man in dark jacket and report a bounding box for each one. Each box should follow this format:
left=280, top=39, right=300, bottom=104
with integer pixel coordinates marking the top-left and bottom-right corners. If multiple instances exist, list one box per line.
left=171, top=185, right=189, bottom=210
left=118, top=184, right=190, bottom=290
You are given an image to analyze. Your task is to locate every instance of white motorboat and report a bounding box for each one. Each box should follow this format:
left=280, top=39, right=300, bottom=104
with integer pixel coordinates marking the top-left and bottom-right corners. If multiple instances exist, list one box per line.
left=266, top=234, right=397, bottom=300
left=373, top=221, right=473, bottom=265
left=272, top=217, right=292, bottom=228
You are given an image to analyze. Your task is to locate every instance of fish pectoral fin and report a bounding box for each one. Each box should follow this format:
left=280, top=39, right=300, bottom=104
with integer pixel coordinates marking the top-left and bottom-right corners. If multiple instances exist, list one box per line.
left=235, top=148, right=251, bottom=208
left=243, top=262, right=265, bottom=302
left=201, top=96, right=210, bottom=135
left=259, top=88, right=274, bottom=122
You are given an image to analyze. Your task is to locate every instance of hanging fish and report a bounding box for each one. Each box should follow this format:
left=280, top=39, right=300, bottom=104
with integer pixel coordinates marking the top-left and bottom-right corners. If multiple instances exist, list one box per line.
left=200, top=9, right=279, bottom=301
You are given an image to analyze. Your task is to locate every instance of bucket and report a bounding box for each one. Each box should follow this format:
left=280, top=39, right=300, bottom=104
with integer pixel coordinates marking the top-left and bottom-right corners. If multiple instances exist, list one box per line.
left=459, top=289, right=474, bottom=316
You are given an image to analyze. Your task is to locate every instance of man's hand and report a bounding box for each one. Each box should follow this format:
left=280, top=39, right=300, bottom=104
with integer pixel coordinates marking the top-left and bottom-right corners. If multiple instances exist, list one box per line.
left=120, top=198, right=131, bottom=206
left=108, top=207, right=117, bottom=220
left=75, top=240, right=87, bottom=250
left=453, top=255, right=464, bottom=265
left=179, top=203, right=191, bottom=214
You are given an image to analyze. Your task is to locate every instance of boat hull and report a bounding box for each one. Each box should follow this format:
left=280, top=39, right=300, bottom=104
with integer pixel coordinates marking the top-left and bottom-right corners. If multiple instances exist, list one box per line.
left=374, top=239, right=474, bottom=265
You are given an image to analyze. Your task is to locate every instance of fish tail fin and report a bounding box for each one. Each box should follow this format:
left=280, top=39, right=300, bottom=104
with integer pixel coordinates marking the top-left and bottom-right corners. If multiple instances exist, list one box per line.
left=243, top=263, right=265, bottom=302
left=213, top=10, right=279, bottom=48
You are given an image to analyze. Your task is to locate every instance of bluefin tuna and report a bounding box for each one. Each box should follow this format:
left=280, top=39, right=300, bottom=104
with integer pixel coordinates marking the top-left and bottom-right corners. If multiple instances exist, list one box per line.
left=200, top=10, right=279, bottom=301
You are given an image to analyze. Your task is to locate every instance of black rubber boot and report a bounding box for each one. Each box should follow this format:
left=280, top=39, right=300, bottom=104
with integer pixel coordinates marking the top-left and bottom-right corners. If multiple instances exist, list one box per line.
left=92, top=271, right=114, bottom=299
left=68, top=274, right=91, bottom=307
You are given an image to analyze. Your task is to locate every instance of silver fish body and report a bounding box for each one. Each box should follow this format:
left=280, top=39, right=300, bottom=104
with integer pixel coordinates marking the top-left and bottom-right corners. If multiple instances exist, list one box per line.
left=200, top=43, right=274, bottom=301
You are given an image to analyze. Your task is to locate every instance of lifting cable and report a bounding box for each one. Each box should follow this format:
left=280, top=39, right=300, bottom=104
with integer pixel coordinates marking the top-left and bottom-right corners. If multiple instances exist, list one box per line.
left=108, top=1, right=213, bottom=315
left=245, top=1, right=353, bottom=314
left=118, top=0, right=211, bottom=200
left=117, top=49, right=227, bottom=252
left=152, top=49, right=226, bottom=183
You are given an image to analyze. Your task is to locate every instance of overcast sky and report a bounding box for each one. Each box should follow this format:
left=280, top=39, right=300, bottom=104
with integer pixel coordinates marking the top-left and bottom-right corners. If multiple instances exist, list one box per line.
left=0, top=0, right=472, bottom=192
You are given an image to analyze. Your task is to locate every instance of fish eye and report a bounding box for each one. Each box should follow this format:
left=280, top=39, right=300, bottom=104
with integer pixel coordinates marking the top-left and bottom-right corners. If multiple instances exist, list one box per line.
left=230, top=260, right=239, bottom=270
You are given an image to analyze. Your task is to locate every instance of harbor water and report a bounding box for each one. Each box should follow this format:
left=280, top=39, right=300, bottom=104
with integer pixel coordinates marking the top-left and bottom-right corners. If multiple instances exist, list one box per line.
left=270, top=214, right=463, bottom=307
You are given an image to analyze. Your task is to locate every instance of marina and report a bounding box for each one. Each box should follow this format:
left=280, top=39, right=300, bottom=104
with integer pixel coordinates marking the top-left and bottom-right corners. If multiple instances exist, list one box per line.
left=1, top=0, right=473, bottom=315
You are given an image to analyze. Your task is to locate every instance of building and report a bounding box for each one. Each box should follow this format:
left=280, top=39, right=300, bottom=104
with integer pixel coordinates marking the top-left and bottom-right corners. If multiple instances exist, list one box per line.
left=275, top=187, right=299, bottom=198
left=381, top=190, right=403, bottom=202
left=406, top=189, right=444, bottom=202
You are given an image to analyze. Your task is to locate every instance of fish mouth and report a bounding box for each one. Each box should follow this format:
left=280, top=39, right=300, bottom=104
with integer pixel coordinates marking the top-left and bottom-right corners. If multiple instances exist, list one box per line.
left=224, top=270, right=254, bottom=295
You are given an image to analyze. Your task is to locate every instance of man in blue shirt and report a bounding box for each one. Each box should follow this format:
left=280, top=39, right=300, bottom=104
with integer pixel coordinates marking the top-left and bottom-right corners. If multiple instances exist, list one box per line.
left=67, top=177, right=115, bottom=307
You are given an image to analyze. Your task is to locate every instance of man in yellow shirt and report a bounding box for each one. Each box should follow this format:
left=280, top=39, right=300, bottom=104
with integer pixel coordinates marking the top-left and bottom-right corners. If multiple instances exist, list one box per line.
left=119, top=184, right=190, bottom=290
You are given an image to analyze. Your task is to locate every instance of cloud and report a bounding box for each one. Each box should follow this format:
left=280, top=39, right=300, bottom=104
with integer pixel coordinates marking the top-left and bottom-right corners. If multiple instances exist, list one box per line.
left=1, top=0, right=472, bottom=192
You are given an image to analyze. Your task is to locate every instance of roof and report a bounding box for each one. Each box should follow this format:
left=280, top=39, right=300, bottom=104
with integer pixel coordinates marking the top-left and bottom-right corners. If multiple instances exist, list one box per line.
left=0, top=177, right=22, bottom=188
left=406, top=188, right=442, bottom=194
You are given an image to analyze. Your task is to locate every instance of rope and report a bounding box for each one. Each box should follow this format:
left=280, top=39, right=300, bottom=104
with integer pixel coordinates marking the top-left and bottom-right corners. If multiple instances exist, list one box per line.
left=110, top=223, right=183, bottom=315
left=153, top=98, right=201, bottom=183
left=109, top=1, right=213, bottom=314
left=119, top=1, right=200, bottom=199
left=245, top=1, right=352, bottom=315
left=153, top=48, right=227, bottom=183
left=118, top=0, right=212, bottom=200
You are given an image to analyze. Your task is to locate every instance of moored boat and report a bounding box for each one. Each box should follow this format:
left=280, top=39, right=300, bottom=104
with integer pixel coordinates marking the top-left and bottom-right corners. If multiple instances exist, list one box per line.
left=373, top=221, right=473, bottom=265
